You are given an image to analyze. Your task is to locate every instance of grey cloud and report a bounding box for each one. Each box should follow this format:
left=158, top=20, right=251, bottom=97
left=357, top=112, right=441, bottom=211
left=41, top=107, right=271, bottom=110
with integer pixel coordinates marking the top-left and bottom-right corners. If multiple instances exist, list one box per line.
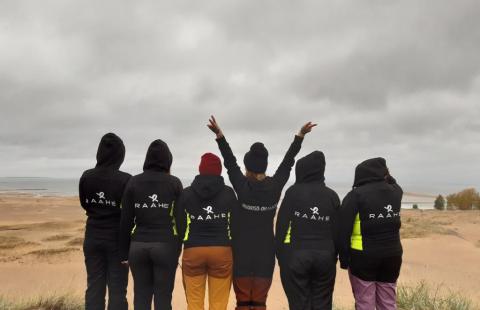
left=0, top=0, right=479, bottom=192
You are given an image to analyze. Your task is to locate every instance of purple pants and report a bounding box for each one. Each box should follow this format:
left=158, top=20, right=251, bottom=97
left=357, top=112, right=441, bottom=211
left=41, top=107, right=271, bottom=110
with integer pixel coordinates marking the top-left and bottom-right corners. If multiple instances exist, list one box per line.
left=349, top=271, right=397, bottom=310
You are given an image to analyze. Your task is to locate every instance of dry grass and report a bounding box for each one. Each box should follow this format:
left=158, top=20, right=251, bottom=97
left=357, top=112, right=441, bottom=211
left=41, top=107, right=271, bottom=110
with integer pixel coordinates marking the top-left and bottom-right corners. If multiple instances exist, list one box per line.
left=27, top=247, right=79, bottom=257
left=0, top=236, right=37, bottom=250
left=0, top=221, right=75, bottom=232
left=65, top=237, right=83, bottom=247
left=401, top=211, right=460, bottom=239
left=0, top=293, right=83, bottom=310
left=0, top=282, right=476, bottom=310
left=42, top=234, right=72, bottom=242
left=397, top=281, right=476, bottom=310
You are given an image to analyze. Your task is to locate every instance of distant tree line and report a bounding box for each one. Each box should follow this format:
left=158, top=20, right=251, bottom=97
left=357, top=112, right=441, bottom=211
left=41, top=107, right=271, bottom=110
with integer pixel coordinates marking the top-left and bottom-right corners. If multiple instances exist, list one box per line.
left=435, top=188, right=480, bottom=210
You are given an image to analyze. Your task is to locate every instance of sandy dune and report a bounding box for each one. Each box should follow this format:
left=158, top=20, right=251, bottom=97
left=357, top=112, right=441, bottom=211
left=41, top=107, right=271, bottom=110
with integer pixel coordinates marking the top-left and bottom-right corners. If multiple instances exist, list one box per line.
left=0, top=194, right=479, bottom=309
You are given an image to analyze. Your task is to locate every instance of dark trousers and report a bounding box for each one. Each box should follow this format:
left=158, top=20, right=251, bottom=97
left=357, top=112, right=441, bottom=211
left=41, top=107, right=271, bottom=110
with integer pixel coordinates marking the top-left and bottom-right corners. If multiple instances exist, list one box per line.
left=233, top=277, right=272, bottom=310
left=129, top=241, right=178, bottom=310
left=349, top=251, right=402, bottom=283
left=286, top=249, right=336, bottom=310
left=83, top=237, right=128, bottom=310
left=277, top=246, right=295, bottom=309
left=348, top=251, right=402, bottom=310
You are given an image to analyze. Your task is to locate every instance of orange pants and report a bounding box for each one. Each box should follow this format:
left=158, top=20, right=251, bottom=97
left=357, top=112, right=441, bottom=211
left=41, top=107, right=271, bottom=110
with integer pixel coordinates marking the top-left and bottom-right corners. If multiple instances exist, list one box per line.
left=182, top=246, right=233, bottom=310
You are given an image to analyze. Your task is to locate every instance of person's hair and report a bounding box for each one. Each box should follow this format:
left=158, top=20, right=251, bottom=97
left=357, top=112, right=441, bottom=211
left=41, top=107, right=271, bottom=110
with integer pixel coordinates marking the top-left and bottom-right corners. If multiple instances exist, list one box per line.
left=245, top=170, right=266, bottom=181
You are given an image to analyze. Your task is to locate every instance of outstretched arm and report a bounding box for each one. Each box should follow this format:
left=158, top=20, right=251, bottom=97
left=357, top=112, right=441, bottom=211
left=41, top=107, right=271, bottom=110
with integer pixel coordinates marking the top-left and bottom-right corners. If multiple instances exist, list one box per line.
left=208, top=116, right=246, bottom=190
left=273, top=122, right=317, bottom=186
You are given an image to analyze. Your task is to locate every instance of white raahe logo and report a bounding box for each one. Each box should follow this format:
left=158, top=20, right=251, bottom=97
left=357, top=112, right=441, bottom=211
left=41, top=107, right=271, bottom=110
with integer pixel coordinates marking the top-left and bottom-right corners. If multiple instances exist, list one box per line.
left=191, top=206, right=227, bottom=221
left=85, top=191, right=116, bottom=207
left=134, top=194, right=169, bottom=209
left=369, top=204, right=400, bottom=219
left=149, top=194, right=158, bottom=203
left=294, top=206, right=330, bottom=222
left=203, top=206, right=214, bottom=214
left=384, top=204, right=393, bottom=213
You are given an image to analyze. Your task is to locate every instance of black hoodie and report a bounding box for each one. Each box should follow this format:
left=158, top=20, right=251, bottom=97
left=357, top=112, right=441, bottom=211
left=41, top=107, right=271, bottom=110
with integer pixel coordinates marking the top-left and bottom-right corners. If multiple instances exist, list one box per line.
left=338, top=157, right=403, bottom=269
left=119, top=140, right=183, bottom=261
left=215, top=135, right=303, bottom=278
left=275, top=151, right=340, bottom=251
left=79, top=133, right=131, bottom=240
left=176, top=175, right=238, bottom=248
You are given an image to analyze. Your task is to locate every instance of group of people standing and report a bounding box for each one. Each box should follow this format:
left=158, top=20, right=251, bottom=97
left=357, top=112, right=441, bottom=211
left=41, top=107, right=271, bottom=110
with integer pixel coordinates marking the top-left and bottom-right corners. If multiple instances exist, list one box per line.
left=79, top=116, right=403, bottom=310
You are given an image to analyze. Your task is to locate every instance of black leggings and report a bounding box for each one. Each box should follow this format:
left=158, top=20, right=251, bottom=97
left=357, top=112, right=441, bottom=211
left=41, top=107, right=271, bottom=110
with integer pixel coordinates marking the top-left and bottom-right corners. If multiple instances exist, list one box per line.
left=129, top=241, right=178, bottom=310
left=285, top=249, right=336, bottom=310
left=83, top=237, right=128, bottom=310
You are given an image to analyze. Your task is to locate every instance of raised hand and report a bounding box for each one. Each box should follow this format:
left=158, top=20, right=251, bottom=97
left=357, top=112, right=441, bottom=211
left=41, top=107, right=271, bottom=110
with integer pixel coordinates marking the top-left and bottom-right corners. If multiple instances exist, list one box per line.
left=298, top=121, right=317, bottom=138
left=207, top=115, right=224, bottom=138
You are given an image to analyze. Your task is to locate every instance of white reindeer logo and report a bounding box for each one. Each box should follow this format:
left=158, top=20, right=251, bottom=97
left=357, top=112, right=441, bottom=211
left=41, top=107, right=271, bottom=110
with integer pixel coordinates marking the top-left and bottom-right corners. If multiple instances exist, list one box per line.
left=384, top=205, right=393, bottom=213
left=96, top=192, right=105, bottom=199
left=310, top=207, right=319, bottom=215
left=149, top=194, right=158, bottom=203
left=203, top=206, right=214, bottom=214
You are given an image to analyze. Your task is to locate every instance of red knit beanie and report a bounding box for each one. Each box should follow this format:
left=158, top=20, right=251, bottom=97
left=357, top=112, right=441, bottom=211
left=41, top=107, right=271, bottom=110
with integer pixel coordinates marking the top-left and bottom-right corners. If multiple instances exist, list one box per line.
left=199, top=153, right=222, bottom=175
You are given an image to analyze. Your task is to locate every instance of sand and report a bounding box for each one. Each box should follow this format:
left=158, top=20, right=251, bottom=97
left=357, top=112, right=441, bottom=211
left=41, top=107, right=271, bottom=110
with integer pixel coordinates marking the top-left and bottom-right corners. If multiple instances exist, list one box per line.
left=0, top=193, right=479, bottom=309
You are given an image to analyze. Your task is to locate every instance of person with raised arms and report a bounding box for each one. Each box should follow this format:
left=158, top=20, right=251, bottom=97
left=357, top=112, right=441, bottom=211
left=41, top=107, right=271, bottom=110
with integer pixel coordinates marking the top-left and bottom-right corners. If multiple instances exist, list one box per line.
left=119, top=139, right=183, bottom=310
left=207, top=116, right=316, bottom=310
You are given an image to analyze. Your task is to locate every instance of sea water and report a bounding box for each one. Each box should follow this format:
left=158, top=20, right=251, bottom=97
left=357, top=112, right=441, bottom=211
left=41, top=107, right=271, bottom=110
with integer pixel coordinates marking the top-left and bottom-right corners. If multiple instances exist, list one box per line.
left=0, top=177, right=464, bottom=209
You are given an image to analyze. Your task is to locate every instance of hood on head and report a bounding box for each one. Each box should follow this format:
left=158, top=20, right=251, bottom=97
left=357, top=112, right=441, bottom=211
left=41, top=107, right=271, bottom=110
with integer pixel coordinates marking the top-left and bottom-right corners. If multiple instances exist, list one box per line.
left=243, top=142, right=268, bottom=174
left=295, top=151, right=325, bottom=183
left=353, top=157, right=388, bottom=187
left=143, top=139, right=172, bottom=172
left=95, top=133, right=125, bottom=169
left=191, top=175, right=225, bottom=200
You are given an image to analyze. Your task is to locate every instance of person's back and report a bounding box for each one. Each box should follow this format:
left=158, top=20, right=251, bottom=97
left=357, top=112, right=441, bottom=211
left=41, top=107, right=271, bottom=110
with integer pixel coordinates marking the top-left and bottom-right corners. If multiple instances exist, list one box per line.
left=177, top=153, right=237, bottom=310
left=276, top=151, right=340, bottom=310
left=80, top=169, right=131, bottom=238
left=207, top=116, right=316, bottom=309
left=339, top=157, right=403, bottom=310
left=119, top=139, right=182, bottom=310
left=79, top=132, right=131, bottom=310
left=122, top=171, right=181, bottom=241
left=180, top=175, right=234, bottom=249
left=348, top=180, right=402, bottom=256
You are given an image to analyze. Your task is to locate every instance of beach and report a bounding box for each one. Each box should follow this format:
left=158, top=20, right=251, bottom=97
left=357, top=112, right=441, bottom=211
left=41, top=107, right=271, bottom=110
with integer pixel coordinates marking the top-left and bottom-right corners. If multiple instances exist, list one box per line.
left=0, top=193, right=479, bottom=309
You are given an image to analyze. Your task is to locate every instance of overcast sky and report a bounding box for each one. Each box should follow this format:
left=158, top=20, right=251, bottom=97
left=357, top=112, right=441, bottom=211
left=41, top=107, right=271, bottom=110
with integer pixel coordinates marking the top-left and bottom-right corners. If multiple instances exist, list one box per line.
left=0, top=0, right=479, bottom=193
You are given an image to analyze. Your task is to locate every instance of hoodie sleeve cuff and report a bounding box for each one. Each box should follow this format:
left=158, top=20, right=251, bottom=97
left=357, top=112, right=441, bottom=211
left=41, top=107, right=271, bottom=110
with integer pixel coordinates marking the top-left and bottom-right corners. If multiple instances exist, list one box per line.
left=216, top=136, right=227, bottom=144
left=294, top=135, right=304, bottom=142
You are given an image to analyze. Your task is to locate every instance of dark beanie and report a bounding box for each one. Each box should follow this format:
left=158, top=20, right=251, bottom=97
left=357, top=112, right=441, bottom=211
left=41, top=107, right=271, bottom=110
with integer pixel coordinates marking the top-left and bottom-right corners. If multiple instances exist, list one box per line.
left=199, top=153, right=222, bottom=175
left=243, top=142, right=268, bottom=173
